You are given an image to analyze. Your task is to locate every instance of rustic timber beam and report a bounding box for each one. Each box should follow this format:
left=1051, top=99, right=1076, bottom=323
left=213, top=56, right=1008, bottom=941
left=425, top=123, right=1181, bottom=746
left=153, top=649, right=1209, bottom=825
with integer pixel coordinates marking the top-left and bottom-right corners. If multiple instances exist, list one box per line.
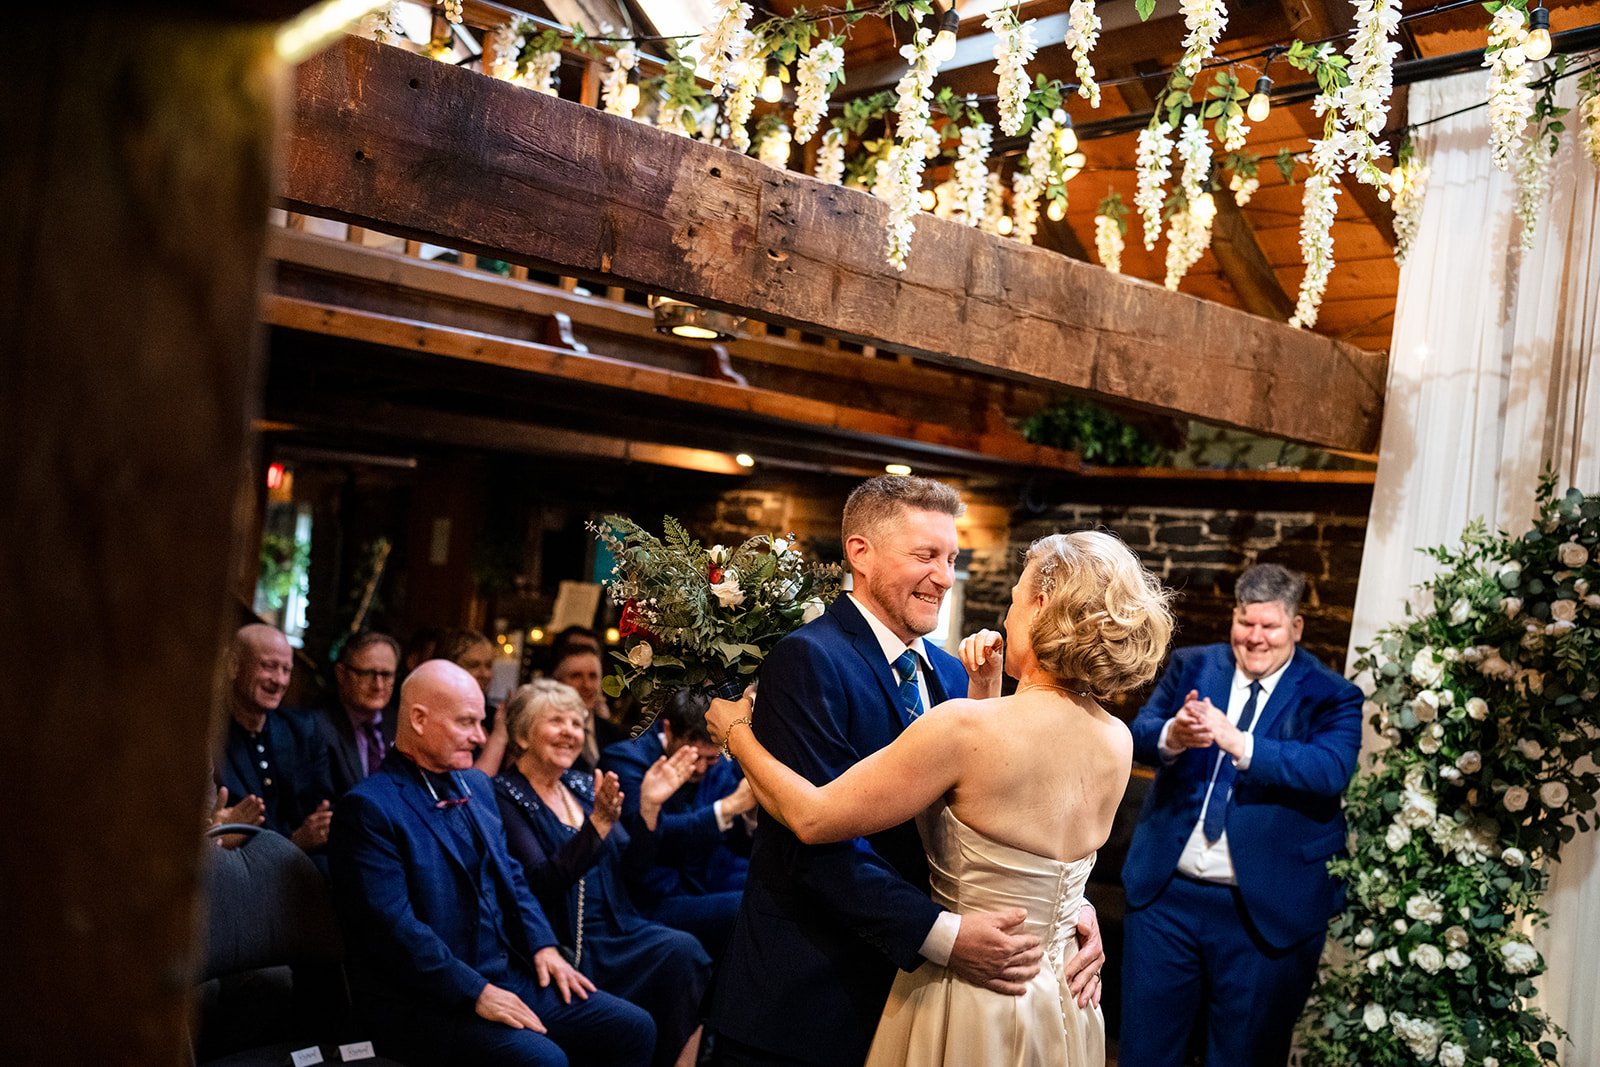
left=264, top=294, right=1085, bottom=472
left=1211, top=193, right=1296, bottom=320
left=282, top=35, right=1386, bottom=451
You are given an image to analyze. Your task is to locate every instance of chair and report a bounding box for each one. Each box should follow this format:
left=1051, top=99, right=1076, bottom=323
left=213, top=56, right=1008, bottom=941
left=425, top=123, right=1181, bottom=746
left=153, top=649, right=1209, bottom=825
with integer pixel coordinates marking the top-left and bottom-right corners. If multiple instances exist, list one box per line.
left=194, top=825, right=408, bottom=1067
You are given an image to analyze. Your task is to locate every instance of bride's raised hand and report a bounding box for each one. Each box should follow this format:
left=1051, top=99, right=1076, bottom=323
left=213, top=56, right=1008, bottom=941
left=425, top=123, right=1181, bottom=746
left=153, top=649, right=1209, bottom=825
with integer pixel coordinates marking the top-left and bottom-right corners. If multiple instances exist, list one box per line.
left=706, top=688, right=755, bottom=748
left=959, top=629, right=1005, bottom=699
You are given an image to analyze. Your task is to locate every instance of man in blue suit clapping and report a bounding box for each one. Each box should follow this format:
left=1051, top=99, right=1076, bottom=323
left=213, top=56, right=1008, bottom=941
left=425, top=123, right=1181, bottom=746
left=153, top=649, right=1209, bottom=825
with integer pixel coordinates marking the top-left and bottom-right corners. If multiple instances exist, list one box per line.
left=329, top=659, right=654, bottom=1067
left=708, top=475, right=1104, bottom=1067
left=1120, top=564, right=1363, bottom=1067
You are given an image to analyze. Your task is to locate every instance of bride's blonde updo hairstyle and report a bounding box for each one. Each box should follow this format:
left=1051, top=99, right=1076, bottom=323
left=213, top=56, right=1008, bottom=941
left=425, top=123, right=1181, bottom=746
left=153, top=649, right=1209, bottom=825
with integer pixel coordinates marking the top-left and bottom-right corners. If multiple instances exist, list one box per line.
left=1024, top=531, right=1175, bottom=700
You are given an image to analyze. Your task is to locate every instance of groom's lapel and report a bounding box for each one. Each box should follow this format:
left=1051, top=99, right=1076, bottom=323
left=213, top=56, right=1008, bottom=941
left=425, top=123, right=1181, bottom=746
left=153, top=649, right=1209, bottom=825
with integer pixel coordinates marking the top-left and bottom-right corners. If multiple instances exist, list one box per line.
left=829, top=597, right=903, bottom=729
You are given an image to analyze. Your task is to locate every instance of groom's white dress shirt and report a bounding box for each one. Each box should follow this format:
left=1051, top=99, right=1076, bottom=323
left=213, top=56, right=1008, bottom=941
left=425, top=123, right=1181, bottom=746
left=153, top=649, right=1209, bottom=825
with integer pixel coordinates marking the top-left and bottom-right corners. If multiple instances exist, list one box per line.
left=847, top=593, right=960, bottom=966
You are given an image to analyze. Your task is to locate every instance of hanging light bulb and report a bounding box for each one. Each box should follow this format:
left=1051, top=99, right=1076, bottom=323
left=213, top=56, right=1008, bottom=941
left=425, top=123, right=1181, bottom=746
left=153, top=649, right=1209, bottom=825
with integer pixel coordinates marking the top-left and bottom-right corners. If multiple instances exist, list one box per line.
left=620, top=67, right=641, bottom=112
left=1046, top=198, right=1067, bottom=222
left=1247, top=75, right=1273, bottom=124
left=1525, top=5, right=1553, bottom=62
left=1191, top=190, right=1218, bottom=224
left=931, top=6, right=961, bottom=65
left=1062, top=151, right=1086, bottom=182
left=761, top=58, right=784, bottom=103
left=997, top=215, right=1015, bottom=236
left=1055, top=113, right=1078, bottom=156
left=918, top=187, right=938, bottom=212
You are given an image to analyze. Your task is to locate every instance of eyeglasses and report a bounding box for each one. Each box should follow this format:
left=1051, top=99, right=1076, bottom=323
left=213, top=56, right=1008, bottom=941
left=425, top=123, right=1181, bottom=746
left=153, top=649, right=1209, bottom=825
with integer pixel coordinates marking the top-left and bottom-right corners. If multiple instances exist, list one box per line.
left=343, top=667, right=396, bottom=683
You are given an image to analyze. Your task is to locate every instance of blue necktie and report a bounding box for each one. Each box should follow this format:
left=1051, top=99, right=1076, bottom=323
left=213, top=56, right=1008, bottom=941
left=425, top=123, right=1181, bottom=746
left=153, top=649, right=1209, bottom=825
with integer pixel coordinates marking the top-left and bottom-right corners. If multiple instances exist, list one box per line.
left=894, top=649, right=925, bottom=726
left=1201, top=681, right=1262, bottom=844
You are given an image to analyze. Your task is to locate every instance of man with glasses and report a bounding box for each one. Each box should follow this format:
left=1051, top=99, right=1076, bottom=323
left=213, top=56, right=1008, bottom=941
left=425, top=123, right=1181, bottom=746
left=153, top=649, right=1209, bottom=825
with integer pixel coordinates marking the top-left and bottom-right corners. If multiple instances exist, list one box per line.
left=315, top=631, right=401, bottom=797
left=215, top=623, right=334, bottom=854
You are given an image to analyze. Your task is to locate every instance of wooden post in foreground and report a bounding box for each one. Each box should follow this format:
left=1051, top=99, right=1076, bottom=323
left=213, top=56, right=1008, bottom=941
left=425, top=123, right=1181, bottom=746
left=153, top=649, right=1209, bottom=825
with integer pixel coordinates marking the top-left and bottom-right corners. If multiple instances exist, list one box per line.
left=0, top=13, right=281, bottom=1063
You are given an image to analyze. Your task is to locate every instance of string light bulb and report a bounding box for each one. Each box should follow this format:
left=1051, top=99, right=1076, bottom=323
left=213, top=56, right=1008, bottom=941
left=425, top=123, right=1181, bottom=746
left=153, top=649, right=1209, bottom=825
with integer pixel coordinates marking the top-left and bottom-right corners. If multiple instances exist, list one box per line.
left=1191, top=190, right=1218, bottom=225
left=1247, top=75, right=1273, bottom=123
left=620, top=67, right=641, bottom=112
left=1525, top=5, right=1552, bottom=62
left=1054, top=113, right=1078, bottom=156
left=761, top=58, right=784, bottom=103
left=918, top=188, right=938, bottom=211
left=1046, top=198, right=1067, bottom=222
left=931, top=6, right=961, bottom=65
left=997, top=215, right=1014, bottom=236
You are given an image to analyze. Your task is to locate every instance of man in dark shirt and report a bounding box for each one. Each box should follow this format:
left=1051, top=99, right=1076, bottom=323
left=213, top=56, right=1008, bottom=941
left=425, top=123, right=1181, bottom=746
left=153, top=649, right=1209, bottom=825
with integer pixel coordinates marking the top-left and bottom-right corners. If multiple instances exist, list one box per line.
left=329, top=659, right=653, bottom=1066
left=215, top=623, right=333, bottom=853
left=314, top=631, right=400, bottom=797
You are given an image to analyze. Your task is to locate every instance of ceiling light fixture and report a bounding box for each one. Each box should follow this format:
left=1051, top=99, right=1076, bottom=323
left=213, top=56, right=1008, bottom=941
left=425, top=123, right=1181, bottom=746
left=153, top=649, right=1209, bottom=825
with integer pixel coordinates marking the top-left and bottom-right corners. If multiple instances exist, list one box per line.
left=649, top=295, right=743, bottom=341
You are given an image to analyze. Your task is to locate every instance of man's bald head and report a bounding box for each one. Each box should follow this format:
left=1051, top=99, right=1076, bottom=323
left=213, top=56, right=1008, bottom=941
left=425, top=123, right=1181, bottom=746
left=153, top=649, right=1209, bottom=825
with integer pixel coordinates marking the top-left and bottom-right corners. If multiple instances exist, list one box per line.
left=396, top=659, right=487, bottom=773
left=230, top=624, right=292, bottom=718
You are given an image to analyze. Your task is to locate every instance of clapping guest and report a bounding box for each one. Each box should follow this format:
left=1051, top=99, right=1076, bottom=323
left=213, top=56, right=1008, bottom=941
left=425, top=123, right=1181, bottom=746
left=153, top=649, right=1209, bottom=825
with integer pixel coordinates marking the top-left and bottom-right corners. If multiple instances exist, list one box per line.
left=600, top=689, right=756, bottom=959
left=495, top=680, right=712, bottom=1067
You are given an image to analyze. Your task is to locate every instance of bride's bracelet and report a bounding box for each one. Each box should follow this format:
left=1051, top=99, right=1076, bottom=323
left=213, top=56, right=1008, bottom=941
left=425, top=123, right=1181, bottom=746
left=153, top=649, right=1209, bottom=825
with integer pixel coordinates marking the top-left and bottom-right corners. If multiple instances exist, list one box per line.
left=721, top=717, right=754, bottom=757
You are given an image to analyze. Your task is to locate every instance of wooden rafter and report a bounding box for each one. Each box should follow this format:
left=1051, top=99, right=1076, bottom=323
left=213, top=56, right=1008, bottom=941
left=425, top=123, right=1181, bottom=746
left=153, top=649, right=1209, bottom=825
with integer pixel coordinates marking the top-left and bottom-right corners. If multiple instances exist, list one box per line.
left=281, top=35, right=1386, bottom=451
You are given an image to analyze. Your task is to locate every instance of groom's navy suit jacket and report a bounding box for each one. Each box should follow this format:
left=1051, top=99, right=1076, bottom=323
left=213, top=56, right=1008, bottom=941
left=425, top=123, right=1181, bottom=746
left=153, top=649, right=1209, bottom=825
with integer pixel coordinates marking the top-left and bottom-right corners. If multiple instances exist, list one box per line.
left=709, top=596, right=967, bottom=1065
left=1121, top=643, right=1363, bottom=948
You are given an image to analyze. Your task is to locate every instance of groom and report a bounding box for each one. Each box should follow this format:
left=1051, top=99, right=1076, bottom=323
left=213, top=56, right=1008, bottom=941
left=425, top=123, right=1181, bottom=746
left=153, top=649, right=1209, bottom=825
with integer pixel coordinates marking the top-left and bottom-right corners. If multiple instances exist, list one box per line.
left=709, top=475, right=1103, bottom=1066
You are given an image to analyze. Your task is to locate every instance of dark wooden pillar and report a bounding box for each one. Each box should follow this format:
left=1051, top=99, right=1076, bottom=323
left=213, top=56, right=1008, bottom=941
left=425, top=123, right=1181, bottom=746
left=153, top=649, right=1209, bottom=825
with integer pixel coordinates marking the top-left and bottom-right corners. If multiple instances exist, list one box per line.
left=0, top=13, right=282, bottom=1063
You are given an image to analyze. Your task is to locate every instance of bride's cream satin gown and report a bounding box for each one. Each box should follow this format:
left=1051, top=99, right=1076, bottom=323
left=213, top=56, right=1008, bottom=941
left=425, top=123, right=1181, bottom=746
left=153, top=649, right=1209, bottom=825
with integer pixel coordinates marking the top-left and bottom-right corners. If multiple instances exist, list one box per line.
left=864, top=803, right=1104, bottom=1067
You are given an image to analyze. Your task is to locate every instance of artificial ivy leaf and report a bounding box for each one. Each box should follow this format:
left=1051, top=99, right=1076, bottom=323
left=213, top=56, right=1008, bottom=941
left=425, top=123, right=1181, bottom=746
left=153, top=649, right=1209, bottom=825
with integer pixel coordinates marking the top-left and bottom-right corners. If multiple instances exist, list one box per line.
left=1137, top=0, right=1157, bottom=19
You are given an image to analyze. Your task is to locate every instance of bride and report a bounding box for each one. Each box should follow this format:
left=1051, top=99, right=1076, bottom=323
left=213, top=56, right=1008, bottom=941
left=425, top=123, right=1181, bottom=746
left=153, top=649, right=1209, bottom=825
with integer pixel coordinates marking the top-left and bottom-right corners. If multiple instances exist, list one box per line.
left=708, top=531, right=1173, bottom=1066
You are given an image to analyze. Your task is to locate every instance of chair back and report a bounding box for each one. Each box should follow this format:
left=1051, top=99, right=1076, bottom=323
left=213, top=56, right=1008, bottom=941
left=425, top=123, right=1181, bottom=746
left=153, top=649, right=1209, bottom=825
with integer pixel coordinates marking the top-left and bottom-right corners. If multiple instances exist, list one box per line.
left=201, top=828, right=341, bottom=980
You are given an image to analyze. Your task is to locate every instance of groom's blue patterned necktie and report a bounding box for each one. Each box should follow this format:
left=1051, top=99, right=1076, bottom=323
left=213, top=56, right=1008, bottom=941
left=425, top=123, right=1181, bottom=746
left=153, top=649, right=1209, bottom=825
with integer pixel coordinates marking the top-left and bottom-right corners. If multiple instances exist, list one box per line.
left=894, top=649, right=925, bottom=725
left=1201, top=681, right=1262, bottom=844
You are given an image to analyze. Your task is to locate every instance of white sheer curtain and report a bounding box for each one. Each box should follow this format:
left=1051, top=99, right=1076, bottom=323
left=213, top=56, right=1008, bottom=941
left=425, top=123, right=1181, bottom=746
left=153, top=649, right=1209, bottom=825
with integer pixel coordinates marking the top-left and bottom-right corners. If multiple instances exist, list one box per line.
left=1348, top=67, right=1600, bottom=1063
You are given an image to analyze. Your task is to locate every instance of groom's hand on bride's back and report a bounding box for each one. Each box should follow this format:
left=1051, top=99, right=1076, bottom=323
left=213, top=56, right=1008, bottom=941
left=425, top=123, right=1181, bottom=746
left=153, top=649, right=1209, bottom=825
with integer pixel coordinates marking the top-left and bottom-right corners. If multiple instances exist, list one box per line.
left=946, top=907, right=1043, bottom=995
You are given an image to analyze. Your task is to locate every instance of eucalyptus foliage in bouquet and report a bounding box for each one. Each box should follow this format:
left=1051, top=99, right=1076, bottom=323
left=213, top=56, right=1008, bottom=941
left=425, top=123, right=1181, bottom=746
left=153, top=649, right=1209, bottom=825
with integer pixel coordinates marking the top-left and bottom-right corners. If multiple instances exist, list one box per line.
left=590, top=516, right=844, bottom=732
left=1299, top=476, right=1600, bottom=1067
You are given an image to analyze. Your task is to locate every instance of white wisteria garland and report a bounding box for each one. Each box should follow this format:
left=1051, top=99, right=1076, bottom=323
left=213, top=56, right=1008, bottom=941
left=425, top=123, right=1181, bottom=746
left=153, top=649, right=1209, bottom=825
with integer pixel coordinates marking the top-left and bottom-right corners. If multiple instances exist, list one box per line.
left=1176, top=113, right=1213, bottom=210
left=1230, top=172, right=1259, bottom=206
left=1176, top=0, right=1228, bottom=79
left=881, top=26, right=942, bottom=270
left=1164, top=204, right=1213, bottom=289
left=443, top=0, right=463, bottom=25
left=359, top=1, right=406, bottom=44
left=1389, top=157, right=1429, bottom=266
left=1135, top=122, right=1176, bottom=251
left=486, top=24, right=525, bottom=81
left=1064, top=0, right=1103, bottom=108
left=954, top=122, right=995, bottom=226
left=698, top=0, right=754, bottom=93
left=1289, top=168, right=1340, bottom=328
left=1094, top=212, right=1124, bottom=273
left=793, top=39, right=846, bottom=145
left=986, top=6, right=1037, bottom=137
left=815, top=126, right=847, bottom=186
left=1485, top=6, right=1535, bottom=172
left=1582, top=72, right=1600, bottom=167
left=522, top=50, right=562, bottom=96
left=1339, top=0, right=1404, bottom=194
left=723, top=33, right=762, bottom=153
left=601, top=46, right=640, bottom=116
left=981, top=171, right=1009, bottom=234
left=1011, top=168, right=1043, bottom=245
left=1514, top=131, right=1556, bottom=251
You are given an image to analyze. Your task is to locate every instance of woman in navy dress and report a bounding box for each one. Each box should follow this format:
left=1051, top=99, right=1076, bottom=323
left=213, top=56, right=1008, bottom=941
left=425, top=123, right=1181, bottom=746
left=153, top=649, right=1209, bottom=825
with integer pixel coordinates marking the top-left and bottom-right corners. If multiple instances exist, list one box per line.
left=495, top=679, right=710, bottom=1067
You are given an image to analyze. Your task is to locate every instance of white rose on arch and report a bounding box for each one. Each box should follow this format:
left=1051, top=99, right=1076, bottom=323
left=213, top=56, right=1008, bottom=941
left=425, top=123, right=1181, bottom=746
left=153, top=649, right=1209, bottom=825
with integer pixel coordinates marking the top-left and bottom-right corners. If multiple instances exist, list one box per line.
left=1444, top=950, right=1471, bottom=971
left=1444, top=925, right=1469, bottom=949
left=1503, top=786, right=1530, bottom=813
left=1502, top=846, right=1525, bottom=868
left=1409, top=943, right=1445, bottom=973
left=1557, top=541, right=1590, bottom=567
left=1465, top=697, right=1489, bottom=721
left=1518, top=737, right=1545, bottom=760
left=1418, top=731, right=1442, bottom=754
left=1439, top=1041, right=1467, bottom=1067
left=1448, top=597, right=1472, bottom=624
left=1411, top=647, right=1445, bottom=687
left=1541, top=781, right=1570, bottom=807
left=1386, top=821, right=1412, bottom=851
left=1501, top=596, right=1524, bottom=618
left=1457, top=750, right=1482, bottom=773
left=1550, top=598, right=1578, bottom=623
left=1501, top=938, right=1540, bottom=974
left=1363, top=1003, right=1387, bottom=1031
left=1412, top=690, right=1440, bottom=722
left=1499, top=560, right=1523, bottom=587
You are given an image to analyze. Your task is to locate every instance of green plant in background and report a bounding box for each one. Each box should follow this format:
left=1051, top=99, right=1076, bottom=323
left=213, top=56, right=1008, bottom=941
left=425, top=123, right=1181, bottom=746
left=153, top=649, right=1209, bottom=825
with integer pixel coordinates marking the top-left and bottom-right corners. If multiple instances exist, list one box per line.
left=258, top=532, right=310, bottom=612
left=1019, top=400, right=1170, bottom=467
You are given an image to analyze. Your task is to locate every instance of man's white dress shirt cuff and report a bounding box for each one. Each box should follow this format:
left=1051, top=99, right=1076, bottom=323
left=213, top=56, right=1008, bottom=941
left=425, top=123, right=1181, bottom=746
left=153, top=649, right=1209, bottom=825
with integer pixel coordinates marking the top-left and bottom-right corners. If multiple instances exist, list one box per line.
left=1157, top=720, right=1182, bottom=763
left=920, top=912, right=961, bottom=966
left=1233, top=733, right=1254, bottom=771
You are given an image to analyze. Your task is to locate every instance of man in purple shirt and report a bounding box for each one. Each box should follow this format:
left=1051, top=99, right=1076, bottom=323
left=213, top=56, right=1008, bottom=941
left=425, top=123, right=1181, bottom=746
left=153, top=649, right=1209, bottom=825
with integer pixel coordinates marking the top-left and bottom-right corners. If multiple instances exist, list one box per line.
left=314, top=631, right=401, bottom=797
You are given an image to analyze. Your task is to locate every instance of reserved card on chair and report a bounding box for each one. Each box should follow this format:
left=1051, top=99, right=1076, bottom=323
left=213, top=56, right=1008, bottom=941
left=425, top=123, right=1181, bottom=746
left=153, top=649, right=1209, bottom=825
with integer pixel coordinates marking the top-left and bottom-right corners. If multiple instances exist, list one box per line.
left=338, top=1042, right=375, bottom=1062
left=289, top=1049, right=324, bottom=1067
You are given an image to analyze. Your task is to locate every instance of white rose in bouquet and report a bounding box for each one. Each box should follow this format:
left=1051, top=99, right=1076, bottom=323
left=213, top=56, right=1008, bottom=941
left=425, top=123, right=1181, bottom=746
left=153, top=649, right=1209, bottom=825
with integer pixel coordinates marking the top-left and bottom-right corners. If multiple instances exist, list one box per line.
left=1444, top=925, right=1469, bottom=949
left=1557, top=541, right=1589, bottom=567
left=1465, top=697, right=1489, bottom=720
left=1399, top=786, right=1437, bottom=827
left=1363, top=1003, right=1387, bottom=1031
left=1439, top=1041, right=1467, bottom=1067
left=1541, top=780, right=1569, bottom=807
left=1503, top=786, right=1529, bottom=812
left=1406, top=893, right=1444, bottom=923
left=1418, top=731, right=1441, bottom=754
left=627, top=643, right=654, bottom=669
left=1457, top=750, right=1482, bottom=773
left=1445, top=950, right=1470, bottom=971
left=710, top=573, right=746, bottom=608
left=800, top=598, right=826, bottom=624
left=1355, top=927, right=1376, bottom=948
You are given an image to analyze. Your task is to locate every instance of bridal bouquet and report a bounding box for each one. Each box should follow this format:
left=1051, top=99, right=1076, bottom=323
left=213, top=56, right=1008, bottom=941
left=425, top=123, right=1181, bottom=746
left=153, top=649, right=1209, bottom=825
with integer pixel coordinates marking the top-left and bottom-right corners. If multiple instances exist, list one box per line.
left=590, top=515, right=844, bottom=732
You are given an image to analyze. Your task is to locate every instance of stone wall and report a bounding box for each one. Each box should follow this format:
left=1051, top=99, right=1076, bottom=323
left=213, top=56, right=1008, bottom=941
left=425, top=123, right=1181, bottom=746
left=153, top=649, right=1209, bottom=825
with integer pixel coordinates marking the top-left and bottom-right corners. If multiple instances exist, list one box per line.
left=965, top=480, right=1372, bottom=689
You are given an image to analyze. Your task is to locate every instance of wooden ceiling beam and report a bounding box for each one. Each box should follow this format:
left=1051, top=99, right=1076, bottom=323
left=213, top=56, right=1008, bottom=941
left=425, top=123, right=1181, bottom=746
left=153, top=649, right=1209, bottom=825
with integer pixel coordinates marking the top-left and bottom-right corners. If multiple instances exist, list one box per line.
left=281, top=36, right=1385, bottom=451
left=1210, top=192, right=1296, bottom=321
left=264, top=293, right=1085, bottom=472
